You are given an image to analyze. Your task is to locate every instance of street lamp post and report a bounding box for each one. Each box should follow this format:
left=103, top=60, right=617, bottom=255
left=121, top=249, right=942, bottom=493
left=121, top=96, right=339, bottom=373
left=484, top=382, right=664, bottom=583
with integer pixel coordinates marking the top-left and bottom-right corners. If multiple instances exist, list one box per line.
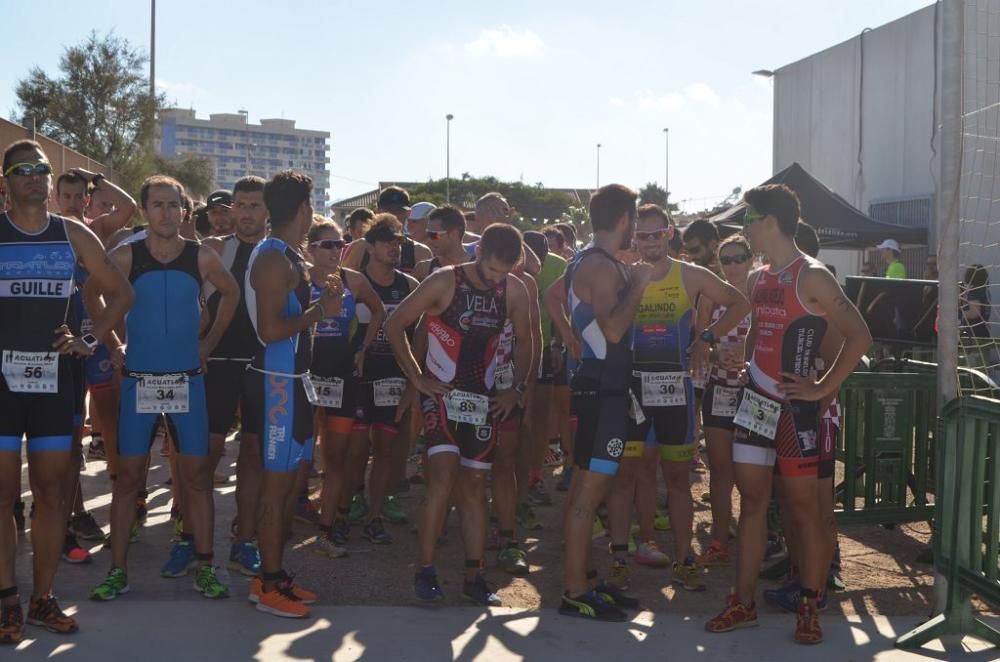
left=596, top=143, right=601, bottom=189
left=446, top=114, right=454, bottom=203
left=663, top=128, right=669, bottom=207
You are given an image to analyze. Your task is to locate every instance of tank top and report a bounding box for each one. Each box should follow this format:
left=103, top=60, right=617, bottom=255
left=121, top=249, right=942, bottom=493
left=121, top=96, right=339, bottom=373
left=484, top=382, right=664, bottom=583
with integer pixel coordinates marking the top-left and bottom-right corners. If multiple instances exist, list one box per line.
left=246, top=237, right=313, bottom=375
left=566, top=245, right=632, bottom=392
left=357, top=268, right=412, bottom=378
left=125, top=239, right=203, bottom=373
left=535, top=253, right=567, bottom=345
left=425, top=266, right=508, bottom=394
left=311, top=268, right=359, bottom=377
left=204, top=234, right=260, bottom=360
left=0, top=213, right=76, bottom=354
left=709, top=303, right=751, bottom=386
left=748, top=256, right=828, bottom=399
left=632, top=259, right=693, bottom=371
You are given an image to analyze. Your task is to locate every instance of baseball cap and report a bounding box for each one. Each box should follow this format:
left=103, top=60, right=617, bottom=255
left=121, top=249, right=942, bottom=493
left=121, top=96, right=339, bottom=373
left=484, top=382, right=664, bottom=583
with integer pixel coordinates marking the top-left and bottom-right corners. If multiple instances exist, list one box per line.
left=206, top=190, right=233, bottom=209
left=876, top=239, right=901, bottom=252
left=366, top=222, right=406, bottom=243
left=378, top=186, right=410, bottom=211
left=408, top=201, right=436, bottom=222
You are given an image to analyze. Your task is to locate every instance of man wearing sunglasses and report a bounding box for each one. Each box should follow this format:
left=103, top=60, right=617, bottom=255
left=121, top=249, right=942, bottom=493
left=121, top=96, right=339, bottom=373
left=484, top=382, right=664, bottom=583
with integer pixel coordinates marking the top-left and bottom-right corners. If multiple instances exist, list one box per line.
left=413, top=205, right=470, bottom=280
left=197, top=176, right=269, bottom=578
left=606, top=204, right=748, bottom=595
left=705, top=185, right=871, bottom=645
left=343, top=186, right=432, bottom=276
left=0, top=140, right=134, bottom=641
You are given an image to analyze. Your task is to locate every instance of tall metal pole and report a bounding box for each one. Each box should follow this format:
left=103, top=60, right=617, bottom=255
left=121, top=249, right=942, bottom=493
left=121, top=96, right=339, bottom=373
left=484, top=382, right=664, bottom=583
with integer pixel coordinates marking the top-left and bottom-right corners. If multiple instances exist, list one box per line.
left=663, top=128, right=669, bottom=206
left=150, top=0, right=156, bottom=99
left=446, top=114, right=454, bottom=204
left=596, top=143, right=601, bottom=188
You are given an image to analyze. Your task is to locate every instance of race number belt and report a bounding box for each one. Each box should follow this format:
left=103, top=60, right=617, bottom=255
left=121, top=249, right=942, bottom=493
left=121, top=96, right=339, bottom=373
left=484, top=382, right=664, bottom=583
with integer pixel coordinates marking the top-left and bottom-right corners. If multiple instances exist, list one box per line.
left=310, top=376, right=344, bottom=408
left=373, top=378, right=406, bottom=407
left=444, top=389, right=489, bottom=426
left=711, top=385, right=740, bottom=418
left=733, top=388, right=782, bottom=439
left=136, top=374, right=190, bottom=414
left=2, top=350, right=59, bottom=393
left=640, top=372, right=687, bottom=407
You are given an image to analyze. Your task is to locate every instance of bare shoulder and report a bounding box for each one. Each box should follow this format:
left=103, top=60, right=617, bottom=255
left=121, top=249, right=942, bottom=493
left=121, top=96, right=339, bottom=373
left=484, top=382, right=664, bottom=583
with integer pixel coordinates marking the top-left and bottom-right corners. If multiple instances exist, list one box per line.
left=201, top=235, right=225, bottom=254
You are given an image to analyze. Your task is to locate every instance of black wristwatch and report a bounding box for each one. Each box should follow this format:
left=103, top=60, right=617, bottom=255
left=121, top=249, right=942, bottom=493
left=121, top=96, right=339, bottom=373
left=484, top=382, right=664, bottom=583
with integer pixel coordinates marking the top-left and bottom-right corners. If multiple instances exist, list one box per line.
left=81, top=333, right=100, bottom=350
left=699, top=329, right=717, bottom=345
left=91, top=173, right=104, bottom=188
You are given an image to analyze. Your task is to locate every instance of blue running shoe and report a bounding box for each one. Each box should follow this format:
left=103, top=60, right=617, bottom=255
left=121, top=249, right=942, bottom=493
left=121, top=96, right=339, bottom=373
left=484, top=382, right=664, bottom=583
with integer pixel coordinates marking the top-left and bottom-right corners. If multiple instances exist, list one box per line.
left=160, top=540, right=196, bottom=578
left=414, top=566, right=445, bottom=603
left=462, top=573, right=501, bottom=606
left=763, top=581, right=827, bottom=613
left=228, top=540, right=261, bottom=577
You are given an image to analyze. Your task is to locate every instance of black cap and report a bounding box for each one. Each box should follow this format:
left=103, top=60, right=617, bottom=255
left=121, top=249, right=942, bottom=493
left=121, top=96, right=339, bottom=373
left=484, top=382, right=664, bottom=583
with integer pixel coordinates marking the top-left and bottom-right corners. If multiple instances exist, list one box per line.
left=206, top=190, right=233, bottom=209
left=377, top=186, right=410, bottom=211
left=366, top=223, right=405, bottom=244
left=523, top=231, right=548, bottom=262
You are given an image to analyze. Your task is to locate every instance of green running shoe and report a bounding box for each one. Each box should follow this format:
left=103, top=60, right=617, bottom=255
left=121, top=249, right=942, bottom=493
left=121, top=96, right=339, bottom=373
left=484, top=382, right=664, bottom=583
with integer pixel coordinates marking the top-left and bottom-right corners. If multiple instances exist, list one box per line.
left=497, top=545, right=529, bottom=576
left=382, top=495, right=408, bottom=524
left=348, top=494, right=368, bottom=524
left=193, top=565, right=229, bottom=599
left=516, top=503, right=542, bottom=531
left=91, top=567, right=129, bottom=601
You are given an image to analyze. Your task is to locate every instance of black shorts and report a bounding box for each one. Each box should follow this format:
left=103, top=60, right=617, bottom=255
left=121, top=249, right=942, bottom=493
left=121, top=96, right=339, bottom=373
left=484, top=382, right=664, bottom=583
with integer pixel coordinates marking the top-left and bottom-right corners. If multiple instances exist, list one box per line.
left=356, top=375, right=405, bottom=434
left=570, top=375, right=628, bottom=476
left=70, top=356, right=85, bottom=427
left=537, top=346, right=568, bottom=386
left=205, top=359, right=252, bottom=436
left=242, top=368, right=315, bottom=472
left=732, top=380, right=819, bottom=478
left=421, top=393, right=497, bottom=469
left=701, top=379, right=742, bottom=432
left=0, top=357, right=75, bottom=454
left=626, top=373, right=695, bottom=462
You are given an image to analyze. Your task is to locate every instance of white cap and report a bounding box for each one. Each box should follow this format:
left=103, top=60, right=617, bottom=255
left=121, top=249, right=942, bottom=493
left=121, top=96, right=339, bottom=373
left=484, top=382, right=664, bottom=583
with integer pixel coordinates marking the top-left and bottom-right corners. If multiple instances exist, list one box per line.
left=408, top=201, right=436, bottom=222
left=877, top=239, right=901, bottom=252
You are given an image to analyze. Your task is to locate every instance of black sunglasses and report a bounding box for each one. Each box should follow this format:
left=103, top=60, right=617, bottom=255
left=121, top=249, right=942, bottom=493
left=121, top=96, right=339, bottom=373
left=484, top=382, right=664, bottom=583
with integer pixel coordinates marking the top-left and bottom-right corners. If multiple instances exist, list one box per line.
left=4, top=161, right=53, bottom=177
left=720, top=253, right=751, bottom=266
left=635, top=229, right=669, bottom=241
left=310, top=239, right=345, bottom=250
left=426, top=229, right=448, bottom=240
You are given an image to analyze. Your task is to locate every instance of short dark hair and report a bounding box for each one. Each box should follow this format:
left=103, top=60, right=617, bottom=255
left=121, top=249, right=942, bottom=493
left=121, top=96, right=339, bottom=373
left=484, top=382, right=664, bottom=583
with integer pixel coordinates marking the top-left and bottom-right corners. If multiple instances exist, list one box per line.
left=193, top=204, right=210, bottom=236
left=719, top=234, right=752, bottom=258
left=479, top=223, right=522, bottom=264
left=233, top=175, right=266, bottom=196
left=589, top=184, right=637, bottom=233
left=554, top=222, right=576, bottom=247
left=3, top=139, right=45, bottom=173
left=542, top=226, right=565, bottom=249
left=523, top=231, right=549, bottom=262
left=56, top=172, right=88, bottom=195
left=366, top=214, right=404, bottom=243
left=264, top=170, right=312, bottom=227
left=637, top=203, right=673, bottom=228
left=682, top=218, right=719, bottom=245
left=347, top=207, right=374, bottom=231
left=428, top=204, right=466, bottom=235
left=668, top=229, right=684, bottom=254
left=795, top=220, right=820, bottom=258
left=140, top=175, right=186, bottom=210
left=743, top=184, right=801, bottom=237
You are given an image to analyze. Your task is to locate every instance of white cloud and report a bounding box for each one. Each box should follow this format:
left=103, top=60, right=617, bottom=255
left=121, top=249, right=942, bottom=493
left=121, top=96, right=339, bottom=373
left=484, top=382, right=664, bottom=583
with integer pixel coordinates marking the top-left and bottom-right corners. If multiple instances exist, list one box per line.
left=684, top=82, right=720, bottom=106
left=638, top=89, right=685, bottom=111
left=636, top=82, right=721, bottom=112
left=156, top=78, right=203, bottom=97
left=465, top=26, right=543, bottom=58
left=609, top=97, right=625, bottom=106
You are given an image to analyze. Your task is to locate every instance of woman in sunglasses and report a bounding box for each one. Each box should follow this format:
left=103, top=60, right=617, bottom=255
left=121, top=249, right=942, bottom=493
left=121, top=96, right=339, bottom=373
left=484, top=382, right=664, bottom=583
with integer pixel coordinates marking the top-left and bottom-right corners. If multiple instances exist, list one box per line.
left=697, top=234, right=754, bottom=566
left=305, top=219, right=385, bottom=557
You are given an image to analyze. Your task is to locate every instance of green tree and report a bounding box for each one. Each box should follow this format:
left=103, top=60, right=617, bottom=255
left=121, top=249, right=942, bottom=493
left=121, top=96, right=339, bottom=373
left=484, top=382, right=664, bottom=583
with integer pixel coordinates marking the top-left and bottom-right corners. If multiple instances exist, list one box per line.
left=558, top=205, right=591, bottom=235
left=15, top=31, right=164, bottom=176
left=404, top=175, right=576, bottom=227
left=638, top=182, right=679, bottom=212
left=120, top=152, right=215, bottom=201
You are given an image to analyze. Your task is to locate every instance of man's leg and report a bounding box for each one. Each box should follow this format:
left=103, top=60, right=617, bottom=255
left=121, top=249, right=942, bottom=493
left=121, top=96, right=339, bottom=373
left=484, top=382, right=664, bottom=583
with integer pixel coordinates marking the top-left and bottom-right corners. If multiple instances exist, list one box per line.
left=456, top=466, right=489, bottom=582
left=258, top=468, right=299, bottom=591
left=417, top=452, right=459, bottom=567
left=704, top=426, right=735, bottom=550
left=733, top=462, right=774, bottom=604
left=26, top=448, right=74, bottom=599
left=366, top=426, right=398, bottom=524
left=0, top=452, right=22, bottom=602
left=777, top=475, right=824, bottom=599
left=607, top=453, right=640, bottom=582
left=107, top=456, right=149, bottom=570
left=492, top=429, right=520, bottom=545
left=563, top=469, right=614, bottom=596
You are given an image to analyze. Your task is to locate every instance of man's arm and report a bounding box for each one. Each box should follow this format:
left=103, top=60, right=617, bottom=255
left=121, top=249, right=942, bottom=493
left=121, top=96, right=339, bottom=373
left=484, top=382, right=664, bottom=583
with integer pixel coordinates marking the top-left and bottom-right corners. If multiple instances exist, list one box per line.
left=201, top=236, right=225, bottom=256
left=342, top=240, right=366, bottom=270
left=250, top=251, right=341, bottom=344
left=384, top=269, right=453, bottom=396
left=543, top=274, right=580, bottom=360
left=516, top=273, right=543, bottom=383
left=689, top=264, right=751, bottom=339
left=412, top=241, right=432, bottom=266
left=198, top=246, right=240, bottom=362
left=580, top=257, right=658, bottom=345
left=72, top=169, right=136, bottom=242
left=412, top=258, right=432, bottom=282
left=492, top=274, right=534, bottom=418
left=522, top=245, right=541, bottom=277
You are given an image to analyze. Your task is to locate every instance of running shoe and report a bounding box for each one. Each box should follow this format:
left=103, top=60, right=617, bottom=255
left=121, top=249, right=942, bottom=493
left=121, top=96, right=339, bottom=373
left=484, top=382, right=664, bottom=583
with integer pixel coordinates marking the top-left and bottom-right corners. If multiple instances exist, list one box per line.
left=698, top=541, right=731, bottom=566
left=160, top=540, right=196, bottom=578
left=348, top=494, right=369, bottom=524
left=627, top=532, right=637, bottom=555
left=671, top=561, right=706, bottom=592
left=249, top=577, right=317, bottom=605
left=705, top=594, right=759, bottom=633
left=827, top=567, right=846, bottom=592
left=527, top=482, right=553, bottom=507
left=316, top=533, right=348, bottom=559
left=228, top=540, right=261, bottom=576
left=516, top=503, right=543, bottom=531
left=497, top=545, right=529, bottom=576
left=87, top=436, right=106, bottom=460
left=606, top=559, right=630, bottom=591
left=193, top=565, right=229, bottom=599
left=635, top=540, right=670, bottom=568
left=90, top=567, right=129, bottom=601
left=591, top=516, right=606, bottom=540
left=294, top=497, right=321, bottom=526
left=543, top=445, right=563, bottom=467
left=0, top=602, right=24, bottom=644
left=462, top=573, right=501, bottom=606
left=595, top=581, right=640, bottom=610
left=331, top=518, right=350, bottom=546
left=255, top=583, right=309, bottom=619
left=26, top=595, right=77, bottom=634
left=135, top=500, right=148, bottom=526
left=556, top=467, right=573, bottom=492
left=763, top=582, right=828, bottom=613
left=71, top=511, right=106, bottom=541
left=654, top=512, right=671, bottom=531
left=795, top=598, right=823, bottom=645
left=382, top=495, right=408, bottom=524
left=762, top=534, right=787, bottom=565
left=62, top=533, right=92, bottom=564
left=363, top=518, right=393, bottom=544
left=13, top=501, right=25, bottom=534
left=414, top=566, right=445, bottom=603
left=558, top=590, right=627, bottom=622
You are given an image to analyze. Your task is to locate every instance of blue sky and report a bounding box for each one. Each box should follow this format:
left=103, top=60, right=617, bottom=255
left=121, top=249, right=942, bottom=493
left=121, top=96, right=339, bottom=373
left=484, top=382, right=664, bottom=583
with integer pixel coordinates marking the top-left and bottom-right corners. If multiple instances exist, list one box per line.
left=1, top=0, right=931, bottom=210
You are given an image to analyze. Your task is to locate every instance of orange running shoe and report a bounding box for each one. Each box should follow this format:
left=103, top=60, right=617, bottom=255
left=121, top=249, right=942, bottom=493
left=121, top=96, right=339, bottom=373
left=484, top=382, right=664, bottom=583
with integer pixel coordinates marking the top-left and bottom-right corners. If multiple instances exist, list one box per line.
left=697, top=541, right=731, bottom=566
left=795, top=598, right=824, bottom=644
left=26, top=595, right=78, bottom=634
left=705, top=593, right=758, bottom=633
left=0, top=602, right=24, bottom=644
left=255, top=584, right=310, bottom=619
left=249, top=577, right=317, bottom=605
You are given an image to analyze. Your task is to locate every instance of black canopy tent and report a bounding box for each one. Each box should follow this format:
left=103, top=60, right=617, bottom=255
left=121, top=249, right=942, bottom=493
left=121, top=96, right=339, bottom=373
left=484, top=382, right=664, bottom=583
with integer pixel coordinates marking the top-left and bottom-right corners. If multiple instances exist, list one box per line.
left=708, top=163, right=928, bottom=249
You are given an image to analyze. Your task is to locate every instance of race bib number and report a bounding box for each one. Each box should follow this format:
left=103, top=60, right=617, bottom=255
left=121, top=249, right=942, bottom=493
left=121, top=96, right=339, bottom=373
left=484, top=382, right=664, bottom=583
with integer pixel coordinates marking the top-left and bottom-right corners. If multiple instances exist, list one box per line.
left=629, top=389, right=646, bottom=425
left=301, top=374, right=318, bottom=405
left=444, top=390, right=489, bottom=426
left=310, top=376, right=344, bottom=408
left=374, top=378, right=406, bottom=407
left=641, top=372, right=687, bottom=407
left=711, top=385, right=740, bottom=418
left=2, top=351, right=59, bottom=393
left=733, top=389, right=782, bottom=440
left=136, top=374, right=189, bottom=414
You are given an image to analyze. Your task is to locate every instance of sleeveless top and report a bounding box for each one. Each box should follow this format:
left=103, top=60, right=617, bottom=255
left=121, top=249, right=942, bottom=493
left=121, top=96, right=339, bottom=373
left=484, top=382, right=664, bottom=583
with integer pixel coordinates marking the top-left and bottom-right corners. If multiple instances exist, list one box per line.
left=357, top=268, right=412, bottom=379
left=632, top=259, right=693, bottom=372
left=709, top=303, right=751, bottom=387
left=311, top=268, right=360, bottom=377
left=205, top=234, right=260, bottom=360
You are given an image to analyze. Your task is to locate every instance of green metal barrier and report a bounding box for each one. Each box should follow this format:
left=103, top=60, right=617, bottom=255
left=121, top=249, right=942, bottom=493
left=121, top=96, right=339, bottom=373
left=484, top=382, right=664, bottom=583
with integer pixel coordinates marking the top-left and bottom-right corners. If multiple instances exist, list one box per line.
left=897, top=395, right=1000, bottom=649
left=836, top=372, right=936, bottom=526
